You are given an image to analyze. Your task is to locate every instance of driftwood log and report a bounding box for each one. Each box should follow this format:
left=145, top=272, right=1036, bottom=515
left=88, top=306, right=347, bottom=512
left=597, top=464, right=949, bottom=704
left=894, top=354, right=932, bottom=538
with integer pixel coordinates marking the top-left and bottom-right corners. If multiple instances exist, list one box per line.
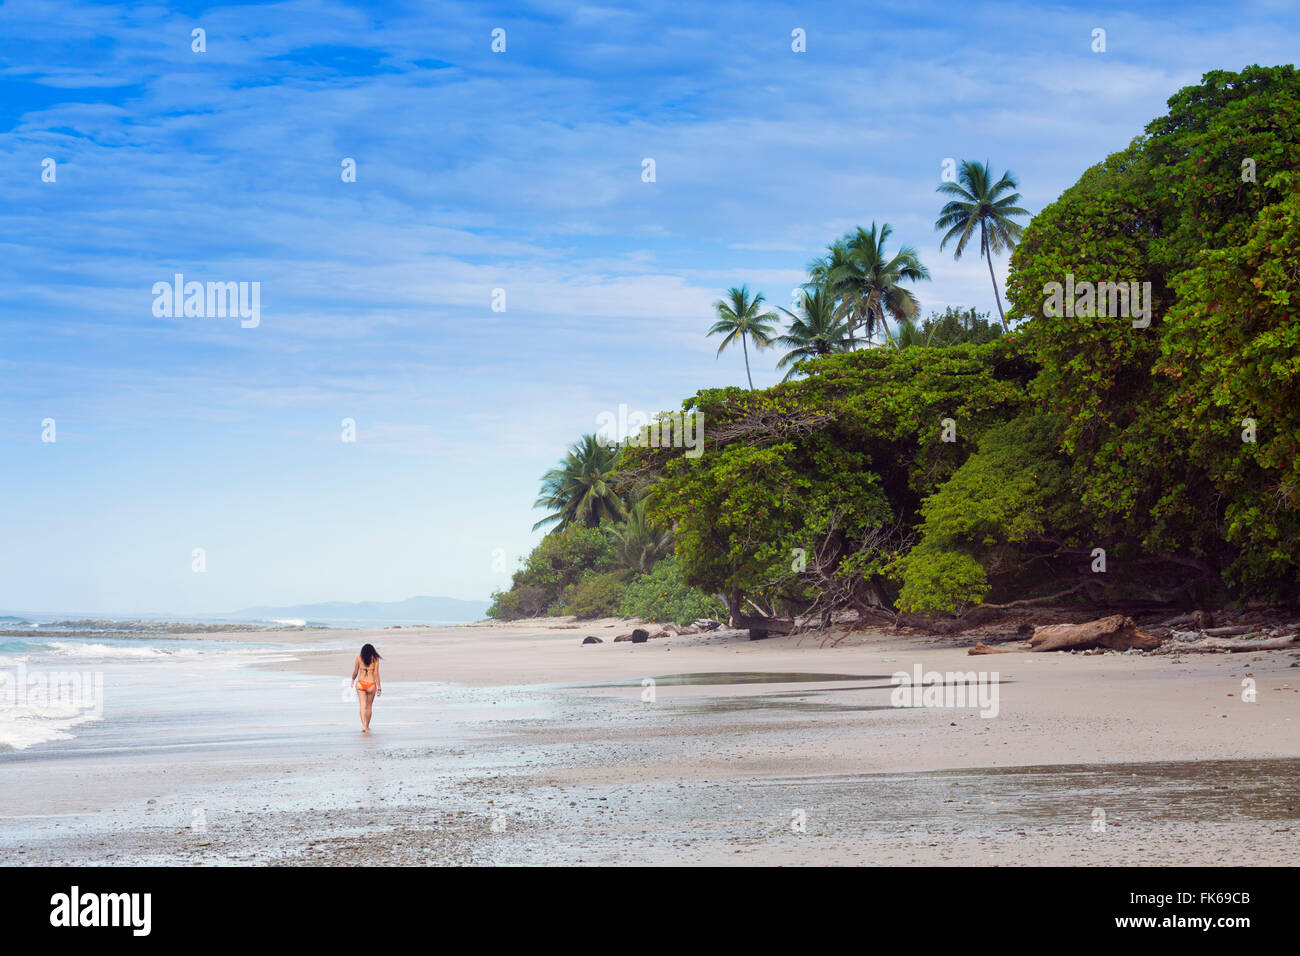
left=1030, top=615, right=1161, bottom=652
left=1156, top=632, right=1299, bottom=654
left=969, top=615, right=1161, bottom=655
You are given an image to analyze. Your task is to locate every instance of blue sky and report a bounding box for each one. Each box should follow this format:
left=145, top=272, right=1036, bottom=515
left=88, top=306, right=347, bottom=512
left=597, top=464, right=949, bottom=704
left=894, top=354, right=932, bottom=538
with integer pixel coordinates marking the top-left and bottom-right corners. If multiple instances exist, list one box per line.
left=1, top=0, right=1296, bottom=616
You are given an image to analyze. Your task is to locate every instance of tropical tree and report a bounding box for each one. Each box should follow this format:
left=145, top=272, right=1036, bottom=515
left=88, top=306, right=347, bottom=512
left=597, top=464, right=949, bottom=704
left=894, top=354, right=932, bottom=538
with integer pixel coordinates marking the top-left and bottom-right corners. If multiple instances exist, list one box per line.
left=1005, top=65, right=1300, bottom=598
left=775, top=285, right=851, bottom=379
left=935, top=161, right=1029, bottom=330
left=487, top=524, right=615, bottom=619
left=920, top=306, right=1004, bottom=346
left=532, top=434, right=628, bottom=532
left=805, top=239, right=847, bottom=288
left=813, top=222, right=929, bottom=347
left=708, top=286, right=779, bottom=389
left=605, top=500, right=673, bottom=573
left=886, top=317, right=929, bottom=349
left=806, top=240, right=853, bottom=345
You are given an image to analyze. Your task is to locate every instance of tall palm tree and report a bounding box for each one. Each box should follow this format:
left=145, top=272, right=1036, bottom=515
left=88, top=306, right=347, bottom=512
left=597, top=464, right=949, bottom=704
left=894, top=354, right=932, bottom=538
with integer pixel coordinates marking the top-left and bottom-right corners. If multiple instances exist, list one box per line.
left=816, top=223, right=930, bottom=347
left=707, top=286, right=779, bottom=389
left=775, top=285, right=851, bottom=380
left=532, top=434, right=627, bottom=532
left=605, top=500, right=673, bottom=573
left=934, top=161, right=1029, bottom=330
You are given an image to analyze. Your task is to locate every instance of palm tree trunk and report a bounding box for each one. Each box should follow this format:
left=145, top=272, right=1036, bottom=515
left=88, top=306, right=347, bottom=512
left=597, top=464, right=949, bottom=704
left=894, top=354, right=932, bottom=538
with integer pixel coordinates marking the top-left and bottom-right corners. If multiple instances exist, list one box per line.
left=742, top=334, right=754, bottom=389
left=876, top=304, right=891, bottom=346
left=984, top=225, right=1008, bottom=330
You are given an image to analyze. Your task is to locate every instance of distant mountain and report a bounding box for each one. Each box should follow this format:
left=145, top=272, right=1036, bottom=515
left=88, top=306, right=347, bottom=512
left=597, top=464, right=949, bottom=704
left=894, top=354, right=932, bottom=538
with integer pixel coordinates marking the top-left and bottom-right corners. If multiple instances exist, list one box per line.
left=227, top=596, right=489, bottom=625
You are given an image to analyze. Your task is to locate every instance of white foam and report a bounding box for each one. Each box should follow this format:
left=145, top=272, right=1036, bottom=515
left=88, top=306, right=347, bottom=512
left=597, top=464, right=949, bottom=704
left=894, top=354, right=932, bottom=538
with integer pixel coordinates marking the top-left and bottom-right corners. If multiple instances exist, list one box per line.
left=0, top=704, right=102, bottom=750
left=0, top=637, right=307, bottom=750
left=44, top=642, right=193, bottom=661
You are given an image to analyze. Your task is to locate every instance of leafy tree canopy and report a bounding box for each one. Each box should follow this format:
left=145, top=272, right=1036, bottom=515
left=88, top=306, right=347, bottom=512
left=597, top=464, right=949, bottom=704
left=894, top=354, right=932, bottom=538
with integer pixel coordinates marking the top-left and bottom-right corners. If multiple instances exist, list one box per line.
left=1004, top=64, right=1300, bottom=598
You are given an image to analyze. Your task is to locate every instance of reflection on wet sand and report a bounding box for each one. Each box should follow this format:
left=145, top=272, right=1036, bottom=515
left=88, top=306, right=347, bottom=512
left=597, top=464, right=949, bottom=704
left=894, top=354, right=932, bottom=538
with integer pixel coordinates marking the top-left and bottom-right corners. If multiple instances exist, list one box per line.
left=575, top=671, right=891, bottom=687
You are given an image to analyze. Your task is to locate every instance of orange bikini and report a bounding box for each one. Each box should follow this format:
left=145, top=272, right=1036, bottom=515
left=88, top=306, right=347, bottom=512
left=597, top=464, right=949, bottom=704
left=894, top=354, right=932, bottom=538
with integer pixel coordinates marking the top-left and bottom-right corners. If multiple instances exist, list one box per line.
left=357, top=680, right=376, bottom=692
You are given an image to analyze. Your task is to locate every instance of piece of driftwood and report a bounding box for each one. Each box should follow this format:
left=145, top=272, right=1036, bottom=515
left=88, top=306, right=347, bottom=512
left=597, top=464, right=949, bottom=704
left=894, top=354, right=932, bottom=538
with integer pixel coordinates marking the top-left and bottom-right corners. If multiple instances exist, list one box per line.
left=968, top=615, right=1161, bottom=655
left=1028, top=615, right=1161, bottom=652
left=1200, top=624, right=1256, bottom=637
left=1150, top=610, right=1212, bottom=630
left=968, top=641, right=1015, bottom=655
left=1158, top=632, right=1299, bottom=654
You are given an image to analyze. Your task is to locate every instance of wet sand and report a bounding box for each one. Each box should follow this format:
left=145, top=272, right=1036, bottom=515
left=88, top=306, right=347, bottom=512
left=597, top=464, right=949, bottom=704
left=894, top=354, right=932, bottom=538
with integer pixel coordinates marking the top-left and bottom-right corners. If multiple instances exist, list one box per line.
left=4, top=618, right=1298, bottom=865
left=260, top=617, right=1300, bottom=773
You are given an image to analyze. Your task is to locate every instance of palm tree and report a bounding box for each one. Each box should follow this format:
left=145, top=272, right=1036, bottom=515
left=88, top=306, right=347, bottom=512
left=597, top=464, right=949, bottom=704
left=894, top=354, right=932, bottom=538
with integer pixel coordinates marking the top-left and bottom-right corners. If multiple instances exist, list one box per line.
left=806, top=240, right=854, bottom=345
left=934, top=161, right=1029, bottom=330
left=815, top=223, right=929, bottom=347
left=532, top=434, right=627, bottom=532
left=707, top=286, right=779, bottom=389
left=886, top=317, right=930, bottom=348
left=605, top=500, right=673, bottom=573
left=775, top=285, right=851, bottom=379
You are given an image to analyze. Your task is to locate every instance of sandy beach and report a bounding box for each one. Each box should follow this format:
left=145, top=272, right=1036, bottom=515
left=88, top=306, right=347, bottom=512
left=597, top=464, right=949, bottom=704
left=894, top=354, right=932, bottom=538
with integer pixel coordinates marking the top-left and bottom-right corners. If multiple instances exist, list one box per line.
left=3, top=618, right=1296, bottom=866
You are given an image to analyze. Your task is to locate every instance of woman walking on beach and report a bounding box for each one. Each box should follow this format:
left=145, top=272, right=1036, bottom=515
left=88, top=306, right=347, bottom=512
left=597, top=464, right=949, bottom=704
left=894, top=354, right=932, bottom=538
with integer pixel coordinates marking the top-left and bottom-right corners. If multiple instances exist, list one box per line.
left=351, top=644, right=382, bottom=732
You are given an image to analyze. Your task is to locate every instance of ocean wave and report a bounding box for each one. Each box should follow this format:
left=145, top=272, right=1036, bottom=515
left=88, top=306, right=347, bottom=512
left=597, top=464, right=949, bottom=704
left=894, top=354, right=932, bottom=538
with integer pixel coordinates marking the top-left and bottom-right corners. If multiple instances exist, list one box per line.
left=0, top=637, right=311, bottom=750
left=43, top=642, right=195, bottom=661
left=0, top=639, right=213, bottom=667
left=0, top=707, right=102, bottom=750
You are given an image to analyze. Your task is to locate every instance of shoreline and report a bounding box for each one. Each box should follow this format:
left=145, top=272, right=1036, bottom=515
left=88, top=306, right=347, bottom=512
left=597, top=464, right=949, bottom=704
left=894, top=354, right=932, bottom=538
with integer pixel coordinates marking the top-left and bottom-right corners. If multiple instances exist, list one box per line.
left=251, top=615, right=1300, bottom=774
left=3, top=616, right=1297, bottom=865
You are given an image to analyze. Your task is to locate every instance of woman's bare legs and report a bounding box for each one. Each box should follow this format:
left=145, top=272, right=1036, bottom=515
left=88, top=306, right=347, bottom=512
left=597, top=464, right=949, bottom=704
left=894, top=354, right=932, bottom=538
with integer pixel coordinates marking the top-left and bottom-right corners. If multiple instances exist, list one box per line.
left=356, top=687, right=374, bottom=732
left=361, top=688, right=376, bottom=731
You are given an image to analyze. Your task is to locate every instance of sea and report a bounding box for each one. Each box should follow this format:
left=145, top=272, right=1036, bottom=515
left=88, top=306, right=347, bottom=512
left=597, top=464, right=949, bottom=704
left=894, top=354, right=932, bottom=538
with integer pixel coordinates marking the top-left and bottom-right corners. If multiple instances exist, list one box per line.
left=0, top=612, right=461, bottom=752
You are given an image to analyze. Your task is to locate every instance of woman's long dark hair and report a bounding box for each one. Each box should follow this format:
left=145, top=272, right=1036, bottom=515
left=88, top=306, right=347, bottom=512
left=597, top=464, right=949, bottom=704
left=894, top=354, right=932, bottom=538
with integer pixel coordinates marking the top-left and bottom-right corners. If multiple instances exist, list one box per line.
left=360, top=643, right=382, bottom=666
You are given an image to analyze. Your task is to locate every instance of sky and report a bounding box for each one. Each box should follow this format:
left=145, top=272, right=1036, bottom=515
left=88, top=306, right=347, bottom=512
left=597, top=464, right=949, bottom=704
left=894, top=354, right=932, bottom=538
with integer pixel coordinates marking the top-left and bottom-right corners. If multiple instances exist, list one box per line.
left=0, top=0, right=1296, bottom=616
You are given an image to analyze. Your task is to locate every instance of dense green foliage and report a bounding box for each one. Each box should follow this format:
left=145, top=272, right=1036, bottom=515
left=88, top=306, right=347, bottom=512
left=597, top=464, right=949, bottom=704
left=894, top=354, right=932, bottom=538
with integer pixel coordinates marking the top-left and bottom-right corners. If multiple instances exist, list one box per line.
left=486, top=525, right=615, bottom=619
left=1000, top=64, right=1300, bottom=602
left=604, top=500, right=672, bottom=573
left=920, top=307, right=1004, bottom=346
left=632, top=66, right=1299, bottom=618
left=890, top=309, right=1004, bottom=349
left=619, top=557, right=728, bottom=626
left=1159, top=183, right=1300, bottom=593
left=623, top=341, right=1033, bottom=619
left=488, top=504, right=720, bottom=623
left=565, top=571, right=630, bottom=619
left=497, top=66, right=1299, bottom=627
left=892, top=414, right=1078, bottom=613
